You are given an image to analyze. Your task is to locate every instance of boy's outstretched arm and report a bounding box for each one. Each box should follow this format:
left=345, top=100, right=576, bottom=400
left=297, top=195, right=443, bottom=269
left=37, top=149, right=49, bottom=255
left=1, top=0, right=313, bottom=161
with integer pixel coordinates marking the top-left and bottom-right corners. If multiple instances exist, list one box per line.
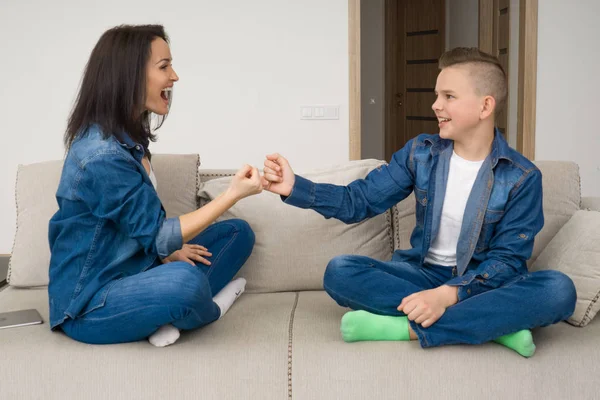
left=262, top=140, right=417, bottom=224
left=444, top=168, right=544, bottom=302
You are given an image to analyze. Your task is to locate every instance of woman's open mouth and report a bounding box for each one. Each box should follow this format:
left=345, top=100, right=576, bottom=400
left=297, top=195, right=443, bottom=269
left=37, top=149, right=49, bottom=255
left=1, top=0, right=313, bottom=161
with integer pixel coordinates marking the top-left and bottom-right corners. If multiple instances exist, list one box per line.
left=161, top=87, right=172, bottom=104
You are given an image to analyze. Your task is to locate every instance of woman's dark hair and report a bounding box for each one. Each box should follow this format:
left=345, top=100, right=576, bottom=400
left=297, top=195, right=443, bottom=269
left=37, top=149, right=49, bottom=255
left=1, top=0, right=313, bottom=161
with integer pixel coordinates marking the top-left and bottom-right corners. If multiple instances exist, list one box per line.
left=64, top=24, right=170, bottom=151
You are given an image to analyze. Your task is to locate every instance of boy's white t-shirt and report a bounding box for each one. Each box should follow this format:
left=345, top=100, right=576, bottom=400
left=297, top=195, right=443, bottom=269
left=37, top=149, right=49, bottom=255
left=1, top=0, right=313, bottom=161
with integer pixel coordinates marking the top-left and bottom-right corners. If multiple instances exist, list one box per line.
left=424, top=151, right=484, bottom=267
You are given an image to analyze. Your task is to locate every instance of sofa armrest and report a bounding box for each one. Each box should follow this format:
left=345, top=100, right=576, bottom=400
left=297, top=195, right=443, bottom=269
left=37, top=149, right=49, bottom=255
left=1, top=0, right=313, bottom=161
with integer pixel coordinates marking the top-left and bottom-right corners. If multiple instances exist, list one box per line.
left=581, top=197, right=600, bottom=212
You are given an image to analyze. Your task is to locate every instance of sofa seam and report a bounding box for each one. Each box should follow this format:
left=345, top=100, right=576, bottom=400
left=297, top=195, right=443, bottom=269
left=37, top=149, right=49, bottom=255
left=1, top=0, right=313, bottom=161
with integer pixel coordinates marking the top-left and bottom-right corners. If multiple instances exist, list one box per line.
left=7, top=165, right=22, bottom=285
left=201, top=173, right=235, bottom=177
left=577, top=164, right=582, bottom=209
left=392, top=205, right=400, bottom=250
left=195, top=154, right=201, bottom=209
left=385, top=209, right=394, bottom=255
left=580, top=288, right=600, bottom=326
left=287, top=292, right=299, bottom=400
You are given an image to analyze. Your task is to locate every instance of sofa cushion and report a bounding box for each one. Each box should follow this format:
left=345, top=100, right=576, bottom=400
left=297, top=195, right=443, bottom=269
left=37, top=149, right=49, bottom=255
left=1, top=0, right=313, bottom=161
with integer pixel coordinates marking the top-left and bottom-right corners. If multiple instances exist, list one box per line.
left=531, top=210, right=600, bottom=327
left=290, top=291, right=600, bottom=399
left=8, top=154, right=200, bottom=288
left=197, top=160, right=395, bottom=293
left=151, top=154, right=201, bottom=218
left=530, top=161, right=581, bottom=265
left=0, top=287, right=294, bottom=399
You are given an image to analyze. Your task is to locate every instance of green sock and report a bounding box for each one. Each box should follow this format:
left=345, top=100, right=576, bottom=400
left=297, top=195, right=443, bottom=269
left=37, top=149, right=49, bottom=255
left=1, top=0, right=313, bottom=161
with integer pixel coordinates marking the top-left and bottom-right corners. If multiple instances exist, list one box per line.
left=493, top=330, right=536, bottom=357
left=340, top=310, right=410, bottom=342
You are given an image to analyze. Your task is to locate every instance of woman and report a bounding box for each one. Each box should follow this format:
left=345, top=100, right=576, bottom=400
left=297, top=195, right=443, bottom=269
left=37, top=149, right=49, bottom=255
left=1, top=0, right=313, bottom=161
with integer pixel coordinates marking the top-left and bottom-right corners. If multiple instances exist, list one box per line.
left=48, top=24, right=262, bottom=347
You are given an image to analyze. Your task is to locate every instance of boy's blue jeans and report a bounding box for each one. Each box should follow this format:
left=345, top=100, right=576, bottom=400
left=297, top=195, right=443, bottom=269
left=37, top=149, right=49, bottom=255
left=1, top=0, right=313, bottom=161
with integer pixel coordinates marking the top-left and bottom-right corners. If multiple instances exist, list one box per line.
left=61, top=219, right=254, bottom=344
left=323, top=254, right=576, bottom=348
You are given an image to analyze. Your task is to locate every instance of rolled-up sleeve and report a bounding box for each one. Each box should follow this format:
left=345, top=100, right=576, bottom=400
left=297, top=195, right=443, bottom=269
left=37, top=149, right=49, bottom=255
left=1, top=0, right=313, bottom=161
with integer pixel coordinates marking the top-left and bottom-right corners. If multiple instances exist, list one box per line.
left=76, top=152, right=183, bottom=258
left=155, top=217, right=182, bottom=258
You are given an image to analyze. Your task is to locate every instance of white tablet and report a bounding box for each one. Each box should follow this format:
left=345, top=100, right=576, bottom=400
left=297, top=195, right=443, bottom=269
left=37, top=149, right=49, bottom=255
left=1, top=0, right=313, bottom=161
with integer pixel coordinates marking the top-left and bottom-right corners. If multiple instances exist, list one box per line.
left=0, top=309, right=43, bottom=330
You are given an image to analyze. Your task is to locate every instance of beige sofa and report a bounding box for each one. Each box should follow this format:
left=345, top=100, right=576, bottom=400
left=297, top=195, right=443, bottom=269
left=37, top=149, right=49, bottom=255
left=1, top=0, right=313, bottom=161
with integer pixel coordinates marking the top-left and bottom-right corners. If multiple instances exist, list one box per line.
left=1, top=155, right=599, bottom=400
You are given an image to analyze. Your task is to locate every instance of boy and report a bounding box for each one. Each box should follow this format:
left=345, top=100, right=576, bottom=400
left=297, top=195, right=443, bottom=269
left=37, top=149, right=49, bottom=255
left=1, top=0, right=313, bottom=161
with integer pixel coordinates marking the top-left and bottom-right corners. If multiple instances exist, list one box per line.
left=262, top=48, right=575, bottom=357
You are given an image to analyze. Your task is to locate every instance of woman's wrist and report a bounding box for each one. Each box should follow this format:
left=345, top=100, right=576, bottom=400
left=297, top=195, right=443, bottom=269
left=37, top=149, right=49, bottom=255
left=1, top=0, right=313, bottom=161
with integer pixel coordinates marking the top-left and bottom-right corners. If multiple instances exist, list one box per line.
left=222, top=188, right=240, bottom=205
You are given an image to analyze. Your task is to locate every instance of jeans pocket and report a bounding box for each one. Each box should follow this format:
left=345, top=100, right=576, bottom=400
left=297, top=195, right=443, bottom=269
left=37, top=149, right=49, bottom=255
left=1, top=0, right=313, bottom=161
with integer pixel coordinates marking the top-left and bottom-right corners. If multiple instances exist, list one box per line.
left=77, top=279, right=121, bottom=318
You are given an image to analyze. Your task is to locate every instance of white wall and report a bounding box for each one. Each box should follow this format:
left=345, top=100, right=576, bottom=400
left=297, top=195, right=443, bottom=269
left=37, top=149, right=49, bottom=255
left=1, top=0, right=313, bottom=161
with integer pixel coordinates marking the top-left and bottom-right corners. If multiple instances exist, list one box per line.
left=0, top=0, right=349, bottom=253
left=360, top=0, right=385, bottom=160
left=536, top=0, right=600, bottom=197
left=446, top=0, right=479, bottom=50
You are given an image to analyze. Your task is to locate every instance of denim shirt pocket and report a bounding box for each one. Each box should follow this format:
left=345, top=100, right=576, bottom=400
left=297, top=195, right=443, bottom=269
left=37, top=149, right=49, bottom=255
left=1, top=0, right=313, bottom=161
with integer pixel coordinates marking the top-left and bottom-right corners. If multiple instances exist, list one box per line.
left=76, top=278, right=121, bottom=318
left=475, top=209, right=504, bottom=252
left=414, top=187, right=428, bottom=227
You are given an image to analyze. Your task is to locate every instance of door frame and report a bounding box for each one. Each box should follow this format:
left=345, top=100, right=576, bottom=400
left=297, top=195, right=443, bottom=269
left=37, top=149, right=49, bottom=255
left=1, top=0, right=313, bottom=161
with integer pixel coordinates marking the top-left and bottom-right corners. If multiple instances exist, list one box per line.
left=348, top=0, right=538, bottom=160
left=349, top=0, right=361, bottom=160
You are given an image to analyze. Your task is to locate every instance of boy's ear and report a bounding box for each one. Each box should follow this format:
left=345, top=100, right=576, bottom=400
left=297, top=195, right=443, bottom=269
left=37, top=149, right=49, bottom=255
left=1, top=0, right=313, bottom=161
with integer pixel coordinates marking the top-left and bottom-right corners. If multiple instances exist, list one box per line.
left=480, top=95, right=496, bottom=120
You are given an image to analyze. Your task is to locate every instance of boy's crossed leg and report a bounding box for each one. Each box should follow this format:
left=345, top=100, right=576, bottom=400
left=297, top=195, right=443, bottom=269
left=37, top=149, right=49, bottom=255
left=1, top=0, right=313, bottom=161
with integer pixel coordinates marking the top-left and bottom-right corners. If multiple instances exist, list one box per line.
left=323, top=255, right=573, bottom=357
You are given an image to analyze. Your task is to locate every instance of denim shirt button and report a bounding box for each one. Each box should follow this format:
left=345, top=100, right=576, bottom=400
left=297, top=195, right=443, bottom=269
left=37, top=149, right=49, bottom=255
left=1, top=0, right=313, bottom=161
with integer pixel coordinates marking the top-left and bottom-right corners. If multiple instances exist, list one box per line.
left=423, top=198, right=428, bottom=205
left=483, top=273, right=489, bottom=278
left=135, top=145, right=141, bottom=151
left=462, top=280, right=468, bottom=284
left=467, top=289, right=471, bottom=295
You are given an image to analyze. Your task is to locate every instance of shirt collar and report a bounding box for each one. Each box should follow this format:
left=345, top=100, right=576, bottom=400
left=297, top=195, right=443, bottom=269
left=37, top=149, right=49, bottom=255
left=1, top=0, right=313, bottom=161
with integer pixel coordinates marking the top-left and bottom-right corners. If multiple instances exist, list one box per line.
left=426, top=128, right=513, bottom=167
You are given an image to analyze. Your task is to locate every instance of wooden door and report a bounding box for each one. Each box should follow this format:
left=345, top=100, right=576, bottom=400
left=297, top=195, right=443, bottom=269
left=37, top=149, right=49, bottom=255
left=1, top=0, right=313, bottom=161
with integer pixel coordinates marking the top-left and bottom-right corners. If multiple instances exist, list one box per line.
left=493, top=0, right=510, bottom=136
left=384, top=0, right=445, bottom=161
left=481, top=0, right=511, bottom=137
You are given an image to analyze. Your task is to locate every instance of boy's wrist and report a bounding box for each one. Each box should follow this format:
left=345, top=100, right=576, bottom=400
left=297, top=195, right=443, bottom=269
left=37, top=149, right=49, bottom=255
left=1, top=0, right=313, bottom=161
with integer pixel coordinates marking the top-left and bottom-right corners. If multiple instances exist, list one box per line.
left=438, top=285, right=459, bottom=307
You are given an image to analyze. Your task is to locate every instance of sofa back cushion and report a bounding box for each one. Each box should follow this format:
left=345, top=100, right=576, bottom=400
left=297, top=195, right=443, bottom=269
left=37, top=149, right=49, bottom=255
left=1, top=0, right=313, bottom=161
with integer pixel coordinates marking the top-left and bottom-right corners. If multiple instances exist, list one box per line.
left=198, top=160, right=395, bottom=293
left=8, top=154, right=200, bottom=287
left=529, top=161, right=581, bottom=265
left=531, top=210, right=600, bottom=327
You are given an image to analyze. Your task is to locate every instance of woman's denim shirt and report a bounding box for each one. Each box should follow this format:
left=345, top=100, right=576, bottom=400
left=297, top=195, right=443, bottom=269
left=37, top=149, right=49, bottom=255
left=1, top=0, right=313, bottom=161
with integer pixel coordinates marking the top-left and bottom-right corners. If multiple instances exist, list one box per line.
left=48, top=125, right=182, bottom=329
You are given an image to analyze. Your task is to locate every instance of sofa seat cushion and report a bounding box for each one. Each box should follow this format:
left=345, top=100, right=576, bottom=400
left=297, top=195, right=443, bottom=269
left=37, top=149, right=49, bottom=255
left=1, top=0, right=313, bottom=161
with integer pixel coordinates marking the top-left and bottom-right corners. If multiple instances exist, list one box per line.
left=0, top=287, right=294, bottom=400
left=290, top=291, right=600, bottom=400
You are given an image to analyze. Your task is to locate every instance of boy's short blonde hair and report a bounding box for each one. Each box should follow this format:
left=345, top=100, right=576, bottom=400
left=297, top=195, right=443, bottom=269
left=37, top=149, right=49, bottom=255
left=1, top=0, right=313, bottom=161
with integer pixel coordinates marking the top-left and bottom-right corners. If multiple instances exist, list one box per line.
left=438, top=47, right=507, bottom=115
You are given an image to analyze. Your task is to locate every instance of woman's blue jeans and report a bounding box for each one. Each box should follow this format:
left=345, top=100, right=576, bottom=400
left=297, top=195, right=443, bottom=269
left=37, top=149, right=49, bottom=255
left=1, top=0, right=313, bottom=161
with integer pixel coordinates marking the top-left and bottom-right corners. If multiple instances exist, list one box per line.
left=61, top=219, right=254, bottom=344
left=323, top=254, right=576, bottom=348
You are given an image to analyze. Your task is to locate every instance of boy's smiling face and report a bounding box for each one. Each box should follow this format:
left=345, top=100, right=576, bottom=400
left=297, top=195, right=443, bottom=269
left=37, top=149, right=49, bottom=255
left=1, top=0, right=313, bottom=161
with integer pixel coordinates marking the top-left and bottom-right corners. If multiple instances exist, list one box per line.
left=432, top=65, right=493, bottom=141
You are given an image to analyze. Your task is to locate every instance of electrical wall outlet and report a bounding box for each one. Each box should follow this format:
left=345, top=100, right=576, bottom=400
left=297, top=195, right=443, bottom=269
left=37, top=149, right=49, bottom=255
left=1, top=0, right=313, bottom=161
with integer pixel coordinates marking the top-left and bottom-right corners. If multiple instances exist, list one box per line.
left=300, top=105, right=340, bottom=120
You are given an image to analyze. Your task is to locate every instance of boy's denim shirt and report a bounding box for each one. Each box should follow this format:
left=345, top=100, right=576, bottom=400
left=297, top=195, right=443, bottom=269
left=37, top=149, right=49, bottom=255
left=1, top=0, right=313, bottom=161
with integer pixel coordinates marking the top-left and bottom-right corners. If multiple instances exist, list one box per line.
left=285, top=128, right=544, bottom=302
left=48, top=125, right=183, bottom=329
